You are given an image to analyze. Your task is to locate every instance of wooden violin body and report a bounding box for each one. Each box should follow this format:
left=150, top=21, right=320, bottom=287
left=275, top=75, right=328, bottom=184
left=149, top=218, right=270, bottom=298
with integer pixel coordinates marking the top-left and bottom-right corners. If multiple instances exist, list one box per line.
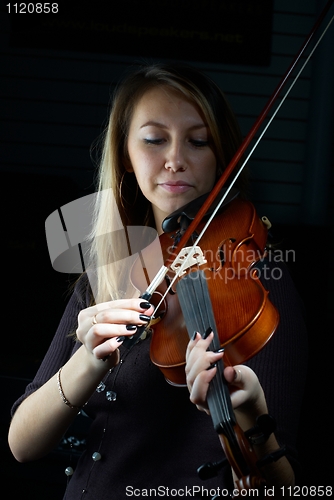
left=131, top=197, right=279, bottom=386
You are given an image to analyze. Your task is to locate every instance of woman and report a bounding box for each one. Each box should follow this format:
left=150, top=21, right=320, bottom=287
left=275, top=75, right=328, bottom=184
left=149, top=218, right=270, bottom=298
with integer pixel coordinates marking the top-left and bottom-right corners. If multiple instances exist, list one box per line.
left=8, top=63, right=308, bottom=498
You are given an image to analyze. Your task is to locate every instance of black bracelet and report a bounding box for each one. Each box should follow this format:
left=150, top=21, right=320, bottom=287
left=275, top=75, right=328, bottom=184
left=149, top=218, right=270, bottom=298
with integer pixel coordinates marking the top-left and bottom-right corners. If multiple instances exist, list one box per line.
left=244, top=414, right=276, bottom=445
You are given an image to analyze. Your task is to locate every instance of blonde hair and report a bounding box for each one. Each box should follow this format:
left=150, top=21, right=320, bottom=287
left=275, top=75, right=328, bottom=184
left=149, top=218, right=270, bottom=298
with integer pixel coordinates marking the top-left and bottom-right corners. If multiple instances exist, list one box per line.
left=89, top=63, right=246, bottom=304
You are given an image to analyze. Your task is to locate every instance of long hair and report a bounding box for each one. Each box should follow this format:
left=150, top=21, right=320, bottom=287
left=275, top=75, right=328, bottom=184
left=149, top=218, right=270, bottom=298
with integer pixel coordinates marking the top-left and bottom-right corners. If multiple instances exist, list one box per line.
left=89, top=63, right=247, bottom=304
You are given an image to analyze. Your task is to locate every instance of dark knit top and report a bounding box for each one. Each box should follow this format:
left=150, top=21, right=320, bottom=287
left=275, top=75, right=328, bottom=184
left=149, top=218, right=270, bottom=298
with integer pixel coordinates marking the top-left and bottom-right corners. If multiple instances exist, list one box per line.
left=11, top=260, right=308, bottom=499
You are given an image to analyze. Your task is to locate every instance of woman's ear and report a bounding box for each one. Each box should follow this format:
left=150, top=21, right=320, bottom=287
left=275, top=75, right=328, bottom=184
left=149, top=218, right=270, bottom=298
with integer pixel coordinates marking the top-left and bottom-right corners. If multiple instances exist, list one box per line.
left=122, top=149, right=134, bottom=173
left=123, top=159, right=134, bottom=173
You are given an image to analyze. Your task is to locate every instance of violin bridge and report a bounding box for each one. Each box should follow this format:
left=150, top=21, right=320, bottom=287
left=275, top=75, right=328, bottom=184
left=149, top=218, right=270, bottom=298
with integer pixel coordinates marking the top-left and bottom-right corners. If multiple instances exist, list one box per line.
left=170, top=246, right=207, bottom=276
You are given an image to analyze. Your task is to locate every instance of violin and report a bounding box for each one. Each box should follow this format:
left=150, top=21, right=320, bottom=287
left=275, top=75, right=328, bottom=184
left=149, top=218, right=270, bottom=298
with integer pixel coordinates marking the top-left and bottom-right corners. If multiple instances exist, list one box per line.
left=123, top=0, right=334, bottom=378
left=127, top=194, right=280, bottom=495
left=130, top=194, right=278, bottom=386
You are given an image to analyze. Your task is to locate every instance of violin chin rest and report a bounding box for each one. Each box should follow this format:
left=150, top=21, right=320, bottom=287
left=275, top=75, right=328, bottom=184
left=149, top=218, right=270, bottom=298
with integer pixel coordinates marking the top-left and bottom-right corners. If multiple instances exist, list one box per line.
left=162, top=188, right=239, bottom=232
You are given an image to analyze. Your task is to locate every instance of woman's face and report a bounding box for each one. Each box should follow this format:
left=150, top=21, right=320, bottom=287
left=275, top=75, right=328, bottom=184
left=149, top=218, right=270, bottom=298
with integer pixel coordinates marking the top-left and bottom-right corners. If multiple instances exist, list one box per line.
left=126, top=86, right=217, bottom=232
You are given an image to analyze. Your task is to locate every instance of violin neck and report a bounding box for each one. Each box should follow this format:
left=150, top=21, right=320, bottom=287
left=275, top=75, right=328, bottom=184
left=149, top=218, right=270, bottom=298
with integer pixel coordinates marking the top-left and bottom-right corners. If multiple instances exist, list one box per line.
left=207, top=351, right=237, bottom=435
left=176, top=270, right=237, bottom=435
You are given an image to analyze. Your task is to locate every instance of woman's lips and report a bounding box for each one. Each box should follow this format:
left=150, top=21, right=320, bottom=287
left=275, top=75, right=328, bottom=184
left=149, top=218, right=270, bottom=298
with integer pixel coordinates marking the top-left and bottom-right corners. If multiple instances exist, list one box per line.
left=159, top=181, right=193, bottom=193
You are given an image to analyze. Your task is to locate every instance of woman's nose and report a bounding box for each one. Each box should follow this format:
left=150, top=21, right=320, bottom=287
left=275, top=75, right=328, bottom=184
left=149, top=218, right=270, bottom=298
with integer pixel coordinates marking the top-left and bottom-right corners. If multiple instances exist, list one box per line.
left=164, top=142, right=187, bottom=172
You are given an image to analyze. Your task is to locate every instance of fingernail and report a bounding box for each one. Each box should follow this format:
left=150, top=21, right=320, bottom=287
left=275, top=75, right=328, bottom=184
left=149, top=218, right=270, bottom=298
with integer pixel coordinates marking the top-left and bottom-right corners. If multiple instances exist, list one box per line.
left=202, top=327, right=213, bottom=339
left=116, top=336, right=125, bottom=342
left=206, top=363, right=216, bottom=371
left=214, top=347, right=224, bottom=353
left=140, top=302, right=152, bottom=309
left=126, top=324, right=137, bottom=331
left=139, top=314, right=151, bottom=322
left=191, top=331, right=198, bottom=341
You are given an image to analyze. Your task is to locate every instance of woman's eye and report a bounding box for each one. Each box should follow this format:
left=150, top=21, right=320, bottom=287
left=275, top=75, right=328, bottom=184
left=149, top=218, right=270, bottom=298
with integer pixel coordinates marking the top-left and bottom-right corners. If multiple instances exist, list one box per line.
left=143, top=138, right=164, bottom=145
left=190, top=139, right=209, bottom=147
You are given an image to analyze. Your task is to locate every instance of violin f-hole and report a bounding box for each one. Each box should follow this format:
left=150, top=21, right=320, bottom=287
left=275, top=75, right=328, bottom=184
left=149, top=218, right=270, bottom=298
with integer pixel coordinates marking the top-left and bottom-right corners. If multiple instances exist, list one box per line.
left=150, top=291, right=168, bottom=323
left=165, top=274, right=176, bottom=295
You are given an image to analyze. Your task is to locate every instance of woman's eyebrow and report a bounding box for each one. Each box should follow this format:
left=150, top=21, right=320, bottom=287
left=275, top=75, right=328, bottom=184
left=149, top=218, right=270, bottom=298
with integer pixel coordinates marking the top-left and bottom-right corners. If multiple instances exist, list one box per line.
left=140, top=120, right=208, bottom=130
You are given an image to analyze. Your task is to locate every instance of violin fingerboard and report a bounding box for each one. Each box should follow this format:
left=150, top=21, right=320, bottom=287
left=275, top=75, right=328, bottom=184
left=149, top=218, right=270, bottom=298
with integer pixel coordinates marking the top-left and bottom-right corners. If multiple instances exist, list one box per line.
left=176, top=271, right=237, bottom=436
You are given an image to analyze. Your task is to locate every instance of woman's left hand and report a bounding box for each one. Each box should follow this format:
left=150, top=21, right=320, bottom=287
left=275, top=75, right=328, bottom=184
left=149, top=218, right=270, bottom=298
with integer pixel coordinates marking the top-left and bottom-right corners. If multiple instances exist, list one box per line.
left=186, top=332, right=295, bottom=490
left=185, top=331, right=267, bottom=418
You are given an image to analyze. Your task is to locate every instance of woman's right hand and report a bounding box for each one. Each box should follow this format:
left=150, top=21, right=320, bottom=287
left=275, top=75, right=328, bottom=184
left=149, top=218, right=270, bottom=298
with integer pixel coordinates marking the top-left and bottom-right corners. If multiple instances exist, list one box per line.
left=8, top=298, right=154, bottom=463
left=76, top=298, right=154, bottom=364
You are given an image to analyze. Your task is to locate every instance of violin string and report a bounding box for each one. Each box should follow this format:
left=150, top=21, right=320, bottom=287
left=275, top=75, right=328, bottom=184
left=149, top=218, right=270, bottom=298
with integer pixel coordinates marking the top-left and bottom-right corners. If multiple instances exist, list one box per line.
left=200, top=275, right=237, bottom=448
left=150, top=13, right=334, bottom=316
left=196, top=273, right=226, bottom=429
left=182, top=273, right=225, bottom=428
left=195, top=272, right=225, bottom=426
left=191, top=271, right=234, bottom=443
left=175, top=267, right=241, bottom=467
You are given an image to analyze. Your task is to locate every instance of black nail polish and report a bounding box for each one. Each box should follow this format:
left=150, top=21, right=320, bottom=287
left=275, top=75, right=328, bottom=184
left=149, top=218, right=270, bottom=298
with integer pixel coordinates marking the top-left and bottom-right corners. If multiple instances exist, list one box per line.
left=116, top=336, right=125, bottom=342
left=206, top=363, right=217, bottom=371
left=202, top=327, right=213, bottom=339
left=126, top=324, right=137, bottom=331
left=139, top=314, right=151, bottom=322
left=192, top=331, right=198, bottom=341
left=140, top=302, right=152, bottom=309
left=214, top=347, right=224, bottom=353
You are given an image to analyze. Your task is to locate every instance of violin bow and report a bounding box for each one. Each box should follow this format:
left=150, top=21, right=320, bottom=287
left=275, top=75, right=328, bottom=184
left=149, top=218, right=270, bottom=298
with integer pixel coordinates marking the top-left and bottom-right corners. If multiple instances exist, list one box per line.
left=164, top=0, right=334, bottom=268
left=123, top=0, right=334, bottom=344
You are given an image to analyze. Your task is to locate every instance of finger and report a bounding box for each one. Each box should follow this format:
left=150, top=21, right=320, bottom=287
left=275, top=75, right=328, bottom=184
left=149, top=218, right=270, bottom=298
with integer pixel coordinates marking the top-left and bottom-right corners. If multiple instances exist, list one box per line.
left=79, top=299, right=154, bottom=328
left=93, top=306, right=153, bottom=327
left=224, top=365, right=263, bottom=409
left=185, top=331, right=201, bottom=360
left=92, top=336, right=123, bottom=361
left=186, top=331, right=216, bottom=365
left=84, top=322, right=139, bottom=353
left=224, top=365, right=259, bottom=389
left=186, top=349, right=224, bottom=389
left=77, top=308, right=152, bottom=345
left=186, top=338, right=224, bottom=392
left=96, top=298, right=154, bottom=315
left=224, top=365, right=239, bottom=384
left=189, top=366, right=217, bottom=409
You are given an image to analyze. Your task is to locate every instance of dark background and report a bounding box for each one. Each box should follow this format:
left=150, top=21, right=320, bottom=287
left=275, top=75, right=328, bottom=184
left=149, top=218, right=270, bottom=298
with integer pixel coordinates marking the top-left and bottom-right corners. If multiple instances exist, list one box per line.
left=1, top=0, right=333, bottom=497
